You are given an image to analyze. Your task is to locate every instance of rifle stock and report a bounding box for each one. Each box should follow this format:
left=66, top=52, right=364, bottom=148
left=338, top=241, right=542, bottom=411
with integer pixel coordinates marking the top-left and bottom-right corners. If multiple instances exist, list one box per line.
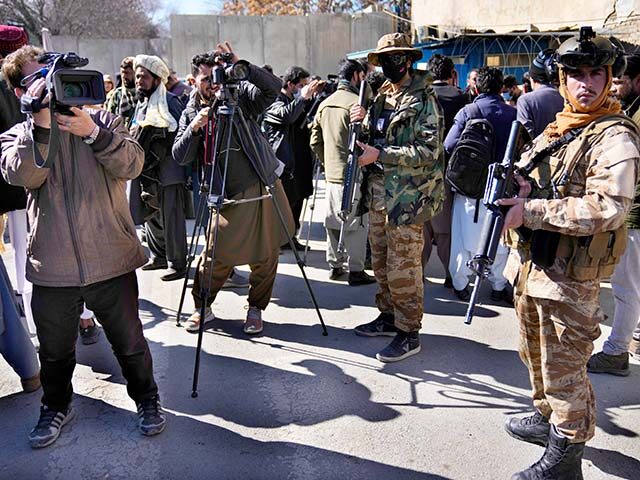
left=464, top=120, right=528, bottom=325
left=337, top=81, right=368, bottom=254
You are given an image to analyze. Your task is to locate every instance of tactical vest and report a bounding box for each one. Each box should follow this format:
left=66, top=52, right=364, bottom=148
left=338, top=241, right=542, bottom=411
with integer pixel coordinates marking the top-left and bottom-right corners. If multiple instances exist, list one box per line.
left=514, top=114, right=638, bottom=280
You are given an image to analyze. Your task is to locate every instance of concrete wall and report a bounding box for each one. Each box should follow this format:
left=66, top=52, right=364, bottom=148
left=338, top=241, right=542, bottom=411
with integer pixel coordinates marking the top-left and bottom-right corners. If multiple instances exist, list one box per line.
left=50, top=13, right=393, bottom=80
left=170, top=13, right=394, bottom=78
left=50, top=36, right=171, bottom=80
left=412, top=0, right=618, bottom=35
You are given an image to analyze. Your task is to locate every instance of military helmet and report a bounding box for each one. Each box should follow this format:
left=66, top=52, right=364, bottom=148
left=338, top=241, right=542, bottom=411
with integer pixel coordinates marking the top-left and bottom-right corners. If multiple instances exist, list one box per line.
left=556, top=26, right=616, bottom=71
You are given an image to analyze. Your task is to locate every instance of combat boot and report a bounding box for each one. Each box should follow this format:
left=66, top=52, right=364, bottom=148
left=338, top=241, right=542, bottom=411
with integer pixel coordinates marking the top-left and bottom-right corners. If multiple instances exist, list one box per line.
left=511, top=425, right=584, bottom=480
left=504, top=411, right=550, bottom=446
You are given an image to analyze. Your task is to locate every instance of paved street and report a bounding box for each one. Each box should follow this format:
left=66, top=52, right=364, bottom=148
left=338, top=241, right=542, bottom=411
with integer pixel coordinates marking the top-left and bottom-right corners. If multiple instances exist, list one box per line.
left=1, top=180, right=639, bottom=480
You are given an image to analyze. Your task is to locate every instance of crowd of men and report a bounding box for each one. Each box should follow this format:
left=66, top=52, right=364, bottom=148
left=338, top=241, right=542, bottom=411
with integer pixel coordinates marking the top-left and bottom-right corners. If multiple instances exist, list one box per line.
left=1, top=24, right=639, bottom=479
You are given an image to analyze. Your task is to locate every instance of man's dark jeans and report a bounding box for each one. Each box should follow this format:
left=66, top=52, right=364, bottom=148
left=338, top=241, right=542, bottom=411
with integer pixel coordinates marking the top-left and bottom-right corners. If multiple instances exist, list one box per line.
left=31, top=271, right=158, bottom=411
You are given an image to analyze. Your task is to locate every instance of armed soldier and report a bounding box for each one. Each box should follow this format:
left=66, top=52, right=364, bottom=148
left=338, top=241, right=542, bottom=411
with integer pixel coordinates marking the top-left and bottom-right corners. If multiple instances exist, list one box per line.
left=499, top=28, right=640, bottom=479
left=349, top=33, right=444, bottom=363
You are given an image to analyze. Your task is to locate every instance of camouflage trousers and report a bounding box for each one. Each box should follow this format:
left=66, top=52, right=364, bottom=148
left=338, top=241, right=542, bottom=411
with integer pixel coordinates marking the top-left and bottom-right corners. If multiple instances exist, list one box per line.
left=369, top=209, right=425, bottom=332
left=515, top=290, right=602, bottom=443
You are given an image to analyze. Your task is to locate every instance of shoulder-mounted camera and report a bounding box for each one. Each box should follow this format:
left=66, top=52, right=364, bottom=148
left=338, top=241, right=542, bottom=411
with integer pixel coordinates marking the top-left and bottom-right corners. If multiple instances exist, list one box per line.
left=20, top=52, right=106, bottom=115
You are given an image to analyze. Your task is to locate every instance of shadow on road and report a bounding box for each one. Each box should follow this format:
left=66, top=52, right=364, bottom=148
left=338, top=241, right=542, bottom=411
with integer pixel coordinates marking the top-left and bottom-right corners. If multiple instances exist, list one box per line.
left=0, top=394, right=451, bottom=480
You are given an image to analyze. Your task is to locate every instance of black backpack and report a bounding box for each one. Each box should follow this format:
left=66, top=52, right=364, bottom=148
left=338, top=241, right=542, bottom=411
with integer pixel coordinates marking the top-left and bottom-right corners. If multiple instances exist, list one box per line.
left=445, top=103, right=495, bottom=199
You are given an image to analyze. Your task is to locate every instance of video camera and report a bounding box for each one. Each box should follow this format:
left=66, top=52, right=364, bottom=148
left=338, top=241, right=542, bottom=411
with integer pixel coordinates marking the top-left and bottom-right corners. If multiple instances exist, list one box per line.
left=20, top=52, right=105, bottom=115
left=210, top=51, right=250, bottom=86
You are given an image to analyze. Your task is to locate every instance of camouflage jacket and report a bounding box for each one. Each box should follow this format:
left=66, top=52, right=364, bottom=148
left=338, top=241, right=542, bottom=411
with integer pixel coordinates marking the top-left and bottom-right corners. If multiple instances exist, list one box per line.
left=505, top=121, right=640, bottom=301
left=362, top=72, right=445, bottom=226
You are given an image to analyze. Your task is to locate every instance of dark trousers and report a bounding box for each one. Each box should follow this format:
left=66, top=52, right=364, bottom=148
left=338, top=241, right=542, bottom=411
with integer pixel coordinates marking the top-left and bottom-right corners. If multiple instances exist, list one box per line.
left=31, top=271, right=158, bottom=411
left=147, top=184, right=187, bottom=269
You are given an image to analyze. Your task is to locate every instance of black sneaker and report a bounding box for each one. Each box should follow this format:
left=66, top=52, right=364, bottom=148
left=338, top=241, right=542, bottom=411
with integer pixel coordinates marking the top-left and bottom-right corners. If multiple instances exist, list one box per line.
left=136, top=395, right=166, bottom=436
left=348, top=271, right=376, bottom=286
left=160, top=267, right=187, bottom=282
left=490, top=287, right=514, bottom=306
left=329, top=267, right=346, bottom=280
left=376, top=331, right=421, bottom=363
left=587, top=351, right=630, bottom=376
left=354, top=313, right=396, bottom=337
left=454, top=285, right=471, bottom=301
left=79, top=320, right=100, bottom=345
left=504, top=410, right=550, bottom=447
left=29, top=405, right=75, bottom=449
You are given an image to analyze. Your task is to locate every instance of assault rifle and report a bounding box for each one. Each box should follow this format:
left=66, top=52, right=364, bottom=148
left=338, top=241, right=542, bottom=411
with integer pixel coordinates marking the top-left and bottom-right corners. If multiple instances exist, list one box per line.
left=337, top=80, right=367, bottom=254
left=464, top=120, right=529, bottom=325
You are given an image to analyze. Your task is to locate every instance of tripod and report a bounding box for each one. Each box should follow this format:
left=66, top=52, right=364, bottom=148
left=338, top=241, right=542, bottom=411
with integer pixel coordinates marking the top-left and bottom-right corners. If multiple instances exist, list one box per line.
left=299, top=156, right=322, bottom=265
left=175, top=84, right=328, bottom=398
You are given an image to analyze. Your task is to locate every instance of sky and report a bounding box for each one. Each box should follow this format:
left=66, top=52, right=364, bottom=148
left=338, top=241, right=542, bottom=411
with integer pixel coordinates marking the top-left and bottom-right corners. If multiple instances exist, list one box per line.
left=159, top=0, right=223, bottom=16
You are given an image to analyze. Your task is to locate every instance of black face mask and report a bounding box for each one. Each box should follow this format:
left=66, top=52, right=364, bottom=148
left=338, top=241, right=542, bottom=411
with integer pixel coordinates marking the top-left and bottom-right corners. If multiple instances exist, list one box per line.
left=379, top=54, right=409, bottom=83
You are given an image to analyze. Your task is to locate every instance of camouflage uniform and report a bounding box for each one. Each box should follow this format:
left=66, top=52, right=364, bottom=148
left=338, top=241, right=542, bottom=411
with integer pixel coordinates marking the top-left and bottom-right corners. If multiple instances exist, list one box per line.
left=363, top=71, right=444, bottom=332
left=505, top=122, right=640, bottom=442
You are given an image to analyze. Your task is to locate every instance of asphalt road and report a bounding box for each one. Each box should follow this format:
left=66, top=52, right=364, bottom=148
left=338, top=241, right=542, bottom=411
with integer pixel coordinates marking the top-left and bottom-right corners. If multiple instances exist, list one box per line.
left=1, top=180, right=638, bottom=479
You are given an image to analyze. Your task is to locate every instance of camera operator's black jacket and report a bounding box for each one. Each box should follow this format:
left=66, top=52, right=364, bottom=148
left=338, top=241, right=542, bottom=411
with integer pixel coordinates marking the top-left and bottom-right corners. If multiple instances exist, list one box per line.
left=172, top=64, right=283, bottom=197
left=261, top=92, right=308, bottom=176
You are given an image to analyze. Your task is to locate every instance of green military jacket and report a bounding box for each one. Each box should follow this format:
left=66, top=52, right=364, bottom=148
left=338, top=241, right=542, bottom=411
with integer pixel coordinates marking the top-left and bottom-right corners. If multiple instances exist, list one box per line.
left=364, top=71, right=445, bottom=226
left=309, top=82, right=358, bottom=184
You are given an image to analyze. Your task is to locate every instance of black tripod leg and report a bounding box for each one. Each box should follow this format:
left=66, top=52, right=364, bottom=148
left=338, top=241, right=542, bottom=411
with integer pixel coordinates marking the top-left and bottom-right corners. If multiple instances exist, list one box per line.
left=191, top=206, right=222, bottom=398
left=266, top=184, right=328, bottom=336
left=176, top=194, right=208, bottom=326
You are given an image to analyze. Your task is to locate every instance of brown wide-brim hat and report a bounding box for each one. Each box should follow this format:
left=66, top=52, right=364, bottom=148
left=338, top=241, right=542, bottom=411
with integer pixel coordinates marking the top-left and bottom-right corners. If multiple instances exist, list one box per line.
left=367, top=33, right=423, bottom=66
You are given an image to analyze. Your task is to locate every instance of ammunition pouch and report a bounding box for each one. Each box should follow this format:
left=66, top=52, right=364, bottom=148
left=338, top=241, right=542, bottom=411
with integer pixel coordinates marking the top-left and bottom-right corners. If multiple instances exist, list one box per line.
left=530, top=230, right=561, bottom=268
left=562, top=226, right=628, bottom=280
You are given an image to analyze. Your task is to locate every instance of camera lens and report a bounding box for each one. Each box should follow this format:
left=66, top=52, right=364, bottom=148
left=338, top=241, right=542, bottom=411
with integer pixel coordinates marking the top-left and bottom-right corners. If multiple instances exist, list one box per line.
left=62, top=81, right=88, bottom=98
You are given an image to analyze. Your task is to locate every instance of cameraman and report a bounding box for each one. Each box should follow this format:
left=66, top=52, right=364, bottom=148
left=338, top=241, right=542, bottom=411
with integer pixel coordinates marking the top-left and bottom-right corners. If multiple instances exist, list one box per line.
left=173, top=43, right=294, bottom=334
left=262, top=66, right=322, bottom=249
left=0, top=46, right=165, bottom=448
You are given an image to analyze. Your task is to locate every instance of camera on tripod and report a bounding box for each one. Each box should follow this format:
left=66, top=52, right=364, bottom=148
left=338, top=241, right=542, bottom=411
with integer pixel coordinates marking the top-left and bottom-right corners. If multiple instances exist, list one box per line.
left=210, top=51, right=250, bottom=85
left=20, top=52, right=105, bottom=115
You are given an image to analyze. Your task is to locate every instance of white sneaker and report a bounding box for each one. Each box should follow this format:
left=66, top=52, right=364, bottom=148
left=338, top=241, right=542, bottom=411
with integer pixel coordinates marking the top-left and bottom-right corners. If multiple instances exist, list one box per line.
left=185, top=307, right=215, bottom=333
left=243, top=306, right=263, bottom=335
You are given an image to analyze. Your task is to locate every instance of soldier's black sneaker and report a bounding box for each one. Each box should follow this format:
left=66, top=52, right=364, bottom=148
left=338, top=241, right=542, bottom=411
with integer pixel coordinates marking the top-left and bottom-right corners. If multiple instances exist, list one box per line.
left=348, top=271, right=376, bottom=286
left=136, top=395, right=166, bottom=436
left=29, top=405, right=75, bottom=449
left=354, top=312, right=397, bottom=337
left=491, top=287, right=514, bottom=306
left=376, top=331, right=421, bottom=363
left=587, top=351, right=630, bottom=376
left=505, top=410, right=550, bottom=447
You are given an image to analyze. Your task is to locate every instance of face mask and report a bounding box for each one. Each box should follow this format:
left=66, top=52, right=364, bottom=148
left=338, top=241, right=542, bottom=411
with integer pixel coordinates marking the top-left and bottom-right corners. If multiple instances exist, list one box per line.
left=381, top=63, right=407, bottom=84
left=379, top=54, right=409, bottom=84
left=502, top=91, right=512, bottom=102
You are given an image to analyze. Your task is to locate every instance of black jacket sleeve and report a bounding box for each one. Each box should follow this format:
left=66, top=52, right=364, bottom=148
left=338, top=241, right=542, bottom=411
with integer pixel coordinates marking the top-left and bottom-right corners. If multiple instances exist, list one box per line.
left=172, top=99, right=200, bottom=166
left=239, top=63, right=282, bottom=120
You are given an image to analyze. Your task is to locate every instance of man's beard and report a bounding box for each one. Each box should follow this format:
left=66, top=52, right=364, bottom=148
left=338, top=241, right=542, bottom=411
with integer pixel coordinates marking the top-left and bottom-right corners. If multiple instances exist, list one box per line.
left=124, top=79, right=135, bottom=89
left=136, top=88, right=153, bottom=102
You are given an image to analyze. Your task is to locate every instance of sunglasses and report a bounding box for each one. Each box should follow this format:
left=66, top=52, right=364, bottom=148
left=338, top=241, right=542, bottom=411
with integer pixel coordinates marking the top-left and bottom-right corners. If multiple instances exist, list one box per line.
left=378, top=53, right=409, bottom=67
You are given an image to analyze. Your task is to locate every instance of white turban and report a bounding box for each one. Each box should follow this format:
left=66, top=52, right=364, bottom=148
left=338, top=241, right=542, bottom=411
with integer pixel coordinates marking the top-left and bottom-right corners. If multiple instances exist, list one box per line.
left=134, top=55, right=170, bottom=83
left=133, top=55, right=177, bottom=132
